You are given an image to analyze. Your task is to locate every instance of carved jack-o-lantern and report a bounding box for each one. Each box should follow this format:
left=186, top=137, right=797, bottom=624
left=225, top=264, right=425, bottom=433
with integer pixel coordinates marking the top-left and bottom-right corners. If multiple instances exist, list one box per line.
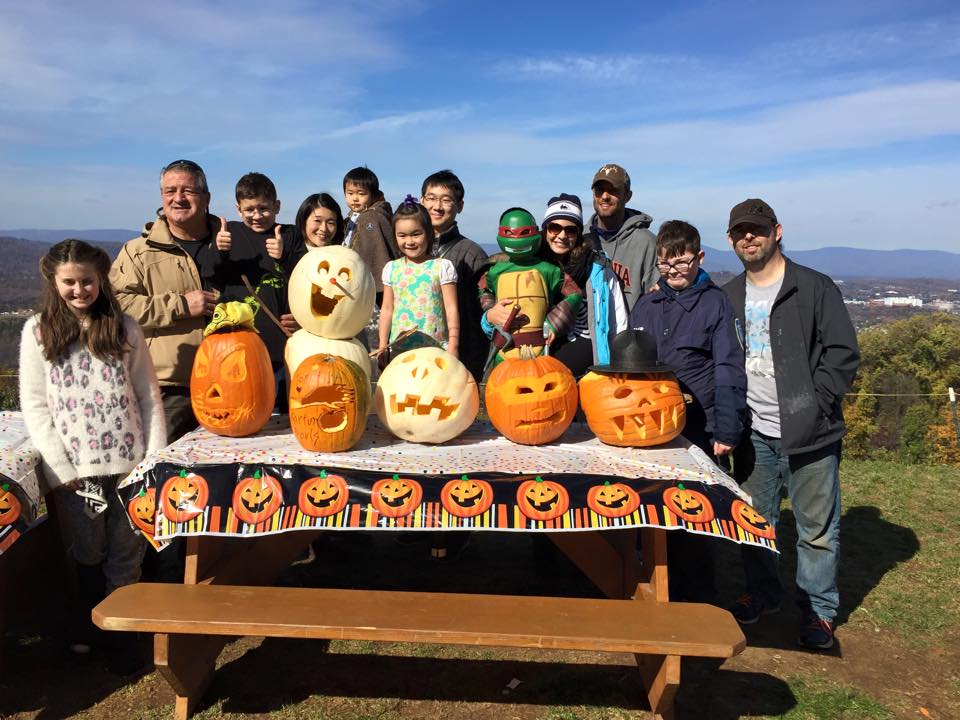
left=232, top=470, right=283, bottom=525
left=578, top=371, right=686, bottom=447
left=375, top=347, right=479, bottom=443
left=586, top=481, right=641, bottom=519
left=298, top=470, right=350, bottom=518
left=191, top=329, right=275, bottom=437
left=371, top=474, right=423, bottom=518
left=516, top=476, right=569, bottom=522
left=730, top=499, right=776, bottom=539
left=289, top=354, right=369, bottom=452
left=0, top=483, right=22, bottom=527
left=440, top=475, right=494, bottom=518
left=127, top=487, right=157, bottom=535
left=161, top=470, right=210, bottom=523
left=484, top=352, right=578, bottom=445
left=288, top=245, right=375, bottom=339
left=285, top=330, right=372, bottom=384
left=663, top=484, right=715, bottom=524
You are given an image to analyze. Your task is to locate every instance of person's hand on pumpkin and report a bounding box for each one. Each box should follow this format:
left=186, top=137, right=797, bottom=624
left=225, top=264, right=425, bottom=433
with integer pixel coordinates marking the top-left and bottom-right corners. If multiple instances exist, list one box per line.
left=185, top=289, right=218, bottom=317
left=713, top=441, right=734, bottom=457
left=215, top=216, right=232, bottom=252
left=279, top=313, right=299, bottom=334
left=266, top=224, right=283, bottom=260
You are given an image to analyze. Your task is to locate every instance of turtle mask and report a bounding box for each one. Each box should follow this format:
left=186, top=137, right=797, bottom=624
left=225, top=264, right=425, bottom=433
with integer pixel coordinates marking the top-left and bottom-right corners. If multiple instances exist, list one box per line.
left=497, top=207, right=542, bottom=257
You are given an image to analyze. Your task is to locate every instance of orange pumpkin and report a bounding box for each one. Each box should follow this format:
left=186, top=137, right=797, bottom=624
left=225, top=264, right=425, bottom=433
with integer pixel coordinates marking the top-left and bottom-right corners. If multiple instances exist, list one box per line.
left=0, top=483, right=22, bottom=527
left=191, top=328, right=275, bottom=437
left=663, top=484, right=715, bottom=524
left=578, top=371, right=686, bottom=447
left=161, top=470, right=209, bottom=523
left=440, top=475, right=494, bottom=518
left=370, top=474, right=423, bottom=518
left=127, top=487, right=157, bottom=535
left=484, top=352, right=578, bottom=445
left=586, top=480, right=641, bottom=518
left=516, top=476, right=569, bottom=522
left=232, top=470, right=284, bottom=525
left=289, top=354, right=369, bottom=452
left=298, top=470, right=350, bottom=518
left=730, top=499, right=776, bottom=539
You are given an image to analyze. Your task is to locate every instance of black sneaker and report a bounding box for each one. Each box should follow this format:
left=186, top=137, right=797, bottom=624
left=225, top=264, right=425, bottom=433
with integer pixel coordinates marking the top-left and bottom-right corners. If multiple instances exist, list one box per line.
left=729, top=593, right=780, bottom=625
left=797, top=615, right=835, bottom=650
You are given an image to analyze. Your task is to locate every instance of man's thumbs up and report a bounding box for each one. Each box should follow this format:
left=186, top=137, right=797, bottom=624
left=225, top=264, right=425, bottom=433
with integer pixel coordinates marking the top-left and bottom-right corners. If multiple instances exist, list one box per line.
left=266, top=223, right=283, bottom=260
left=215, top=216, right=232, bottom=252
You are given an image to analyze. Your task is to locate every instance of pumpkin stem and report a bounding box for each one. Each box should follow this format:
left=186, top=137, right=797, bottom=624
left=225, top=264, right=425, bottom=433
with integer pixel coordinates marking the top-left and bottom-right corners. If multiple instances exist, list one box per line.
left=461, top=474, right=469, bottom=481
left=1, top=483, right=9, bottom=491
left=393, top=474, right=400, bottom=481
left=534, top=475, right=543, bottom=484
left=603, top=480, right=611, bottom=486
left=518, top=344, right=538, bottom=361
left=137, top=488, right=145, bottom=497
left=179, top=469, right=187, bottom=478
left=677, top=482, right=686, bottom=490
left=254, top=469, right=262, bottom=480
left=320, top=469, right=327, bottom=479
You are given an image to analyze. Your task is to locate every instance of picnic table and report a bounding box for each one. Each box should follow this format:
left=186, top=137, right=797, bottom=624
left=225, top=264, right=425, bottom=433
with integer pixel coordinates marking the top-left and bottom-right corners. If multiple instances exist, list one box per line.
left=95, top=417, right=775, bottom=719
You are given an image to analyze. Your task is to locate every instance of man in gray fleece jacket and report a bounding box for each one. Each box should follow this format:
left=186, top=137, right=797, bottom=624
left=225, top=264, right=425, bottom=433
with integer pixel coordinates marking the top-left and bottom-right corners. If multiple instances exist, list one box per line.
left=582, top=163, right=658, bottom=312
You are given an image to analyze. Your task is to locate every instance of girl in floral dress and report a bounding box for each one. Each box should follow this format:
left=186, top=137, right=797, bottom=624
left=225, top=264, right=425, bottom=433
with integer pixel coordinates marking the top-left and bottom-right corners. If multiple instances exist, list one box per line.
left=19, top=239, right=165, bottom=670
left=375, top=197, right=460, bottom=367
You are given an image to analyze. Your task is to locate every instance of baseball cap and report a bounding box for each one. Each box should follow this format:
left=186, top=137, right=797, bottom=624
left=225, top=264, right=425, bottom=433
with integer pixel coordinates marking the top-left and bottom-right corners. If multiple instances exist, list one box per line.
left=728, top=198, right=778, bottom=232
left=591, top=164, right=631, bottom=194
left=543, top=193, right=583, bottom=226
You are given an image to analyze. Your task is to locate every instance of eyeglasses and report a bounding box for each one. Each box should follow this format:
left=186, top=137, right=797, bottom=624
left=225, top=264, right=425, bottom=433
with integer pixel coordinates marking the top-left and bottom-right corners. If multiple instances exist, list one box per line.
left=729, top=224, right=773, bottom=242
left=546, top=222, right=579, bottom=237
left=422, top=194, right=457, bottom=208
left=656, top=256, right=697, bottom=274
left=239, top=205, right=275, bottom=218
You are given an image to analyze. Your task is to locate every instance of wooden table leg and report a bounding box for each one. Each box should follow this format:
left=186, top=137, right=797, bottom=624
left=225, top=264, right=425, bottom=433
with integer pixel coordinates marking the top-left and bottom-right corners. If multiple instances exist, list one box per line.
left=636, top=527, right=669, bottom=602
left=155, top=632, right=230, bottom=720
left=637, top=653, right=680, bottom=720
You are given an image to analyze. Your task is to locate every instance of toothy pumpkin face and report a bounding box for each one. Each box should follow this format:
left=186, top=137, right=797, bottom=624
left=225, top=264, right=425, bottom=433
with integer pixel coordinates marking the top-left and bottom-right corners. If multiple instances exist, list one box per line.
left=371, top=475, right=423, bottom=518
left=161, top=471, right=209, bottom=523
left=298, top=471, right=350, bottom=518
left=516, top=476, right=569, bottom=521
left=191, top=329, right=275, bottom=437
left=374, top=347, right=479, bottom=443
left=663, top=485, right=715, bottom=524
left=485, top=354, right=578, bottom=445
left=440, top=476, right=494, bottom=518
left=0, top=484, right=22, bottom=527
left=127, top=488, right=157, bottom=535
left=288, top=245, right=375, bottom=339
left=232, top=471, right=283, bottom=525
left=587, top=481, right=641, bottom=519
left=289, top=354, right=369, bottom=452
left=731, top=499, right=776, bottom=539
left=578, top=371, right=686, bottom=447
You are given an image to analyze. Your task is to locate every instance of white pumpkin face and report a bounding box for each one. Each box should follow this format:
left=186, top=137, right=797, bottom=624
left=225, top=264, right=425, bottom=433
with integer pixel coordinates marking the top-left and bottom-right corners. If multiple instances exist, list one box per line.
left=285, top=330, right=372, bottom=384
left=288, top=245, right=375, bottom=339
left=375, top=347, right=479, bottom=443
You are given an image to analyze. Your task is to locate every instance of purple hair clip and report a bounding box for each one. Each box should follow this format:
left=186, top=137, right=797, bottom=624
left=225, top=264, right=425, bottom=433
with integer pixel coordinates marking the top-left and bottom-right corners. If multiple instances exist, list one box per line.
left=402, top=194, right=419, bottom=206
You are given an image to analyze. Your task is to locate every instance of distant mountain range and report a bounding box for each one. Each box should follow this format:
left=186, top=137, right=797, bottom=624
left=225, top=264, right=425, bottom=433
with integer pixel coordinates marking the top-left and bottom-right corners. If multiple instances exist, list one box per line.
left=1, top=229, right=958, bottom=280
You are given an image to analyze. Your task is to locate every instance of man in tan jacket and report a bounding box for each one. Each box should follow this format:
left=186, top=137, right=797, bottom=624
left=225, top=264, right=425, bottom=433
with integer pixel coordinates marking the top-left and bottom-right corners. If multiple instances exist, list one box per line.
left=110, top=159, right=220, bottom=441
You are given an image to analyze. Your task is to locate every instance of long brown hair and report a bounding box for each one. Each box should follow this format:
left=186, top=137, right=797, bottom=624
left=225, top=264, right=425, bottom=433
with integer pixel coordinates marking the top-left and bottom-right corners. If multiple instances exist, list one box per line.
left=37, top=239, right=128, bottom=362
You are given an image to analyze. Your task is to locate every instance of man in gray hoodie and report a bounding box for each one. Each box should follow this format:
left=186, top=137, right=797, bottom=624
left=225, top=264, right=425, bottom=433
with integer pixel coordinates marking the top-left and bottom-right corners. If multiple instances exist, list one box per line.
left=582, top=164, right=658, bottom=312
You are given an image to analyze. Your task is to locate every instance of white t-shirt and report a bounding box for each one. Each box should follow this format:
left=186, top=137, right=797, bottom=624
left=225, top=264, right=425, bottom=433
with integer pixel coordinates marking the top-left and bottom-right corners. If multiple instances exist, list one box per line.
left=744, top=275, right=784, bottom=437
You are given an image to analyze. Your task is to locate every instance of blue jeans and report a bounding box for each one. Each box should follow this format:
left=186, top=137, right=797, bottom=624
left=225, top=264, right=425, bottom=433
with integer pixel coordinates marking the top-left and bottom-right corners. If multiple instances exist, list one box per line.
left=737, top=430, right=842, bottom=623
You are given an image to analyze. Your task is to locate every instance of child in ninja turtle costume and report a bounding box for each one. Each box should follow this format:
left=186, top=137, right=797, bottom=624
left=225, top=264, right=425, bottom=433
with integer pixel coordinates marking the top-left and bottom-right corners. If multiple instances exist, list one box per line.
left=479, top=207, right=582, bottom=367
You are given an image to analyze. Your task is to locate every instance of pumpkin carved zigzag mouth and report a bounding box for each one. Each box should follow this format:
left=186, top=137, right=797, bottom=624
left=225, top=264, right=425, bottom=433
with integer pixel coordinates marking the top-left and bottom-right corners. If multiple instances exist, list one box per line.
left=516, top=409, right=564, bottom=428
left=390, top=394, right=459, bottom=421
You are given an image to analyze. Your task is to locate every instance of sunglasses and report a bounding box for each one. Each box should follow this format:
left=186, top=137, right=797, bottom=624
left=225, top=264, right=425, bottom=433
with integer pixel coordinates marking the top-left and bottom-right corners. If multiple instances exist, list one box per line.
left=546, top=222, right=579, bottom=237
left=162, top=159, right=205, bottom=174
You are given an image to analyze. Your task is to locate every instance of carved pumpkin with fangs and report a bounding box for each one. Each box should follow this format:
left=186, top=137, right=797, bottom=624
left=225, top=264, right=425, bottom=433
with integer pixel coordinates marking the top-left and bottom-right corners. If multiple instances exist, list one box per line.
left=0, top=483, right=22, bottom=527
left=578, top=371, right=686, bottom=447
left=374, top=347, right=479, bottom=443
left=663, top=483, right=715, bottom=524
left=371, top=474, right=423, bottom=518
left=298, top=470, right=350, bottom=518
left=586, top=481, right=641, bottom=519
left=161, top=470, right=209, bottom=523
left=730, top=499, right=776, bottom=539
left=288, top=245, right=375, bottom=339
left=289, top=354, right=369, bottom=452
left=127, top=487, right=157, bottom=535
left=232, top=470, right=283, bottom=525
left=516, top=476, right=569, bottom=522
left=440, top=475, right=494, bottom=518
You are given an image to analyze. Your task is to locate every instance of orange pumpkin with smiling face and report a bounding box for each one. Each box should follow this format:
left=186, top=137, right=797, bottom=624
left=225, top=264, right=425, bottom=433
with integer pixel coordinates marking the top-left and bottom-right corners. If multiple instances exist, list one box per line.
left=440, top=476, right=494, bottom=518
left=586, top=481, right=641, bottom=519
left=663, top=484, right=715, bottom=524
left=232, top=470, right=284, bottom=525
left=730, top=499, right=776, bottom=539
left=371, top=475, right=423, bottom=518
left=127, top=487, right=157, bottom=535
left=0, top=483, right=22, bottom=527
left=485, top=353, right=578, bottom=445
left=516, top=476, right=569, bottom=522
left=191, top=329, right=275, bottom=437
left=289, top=354, right=369, bottom=452
left=161, top=470, right=209, bottom=523
left=578, top=371, right=686, bottom=447
left=298, top=470, right=350, bottom=518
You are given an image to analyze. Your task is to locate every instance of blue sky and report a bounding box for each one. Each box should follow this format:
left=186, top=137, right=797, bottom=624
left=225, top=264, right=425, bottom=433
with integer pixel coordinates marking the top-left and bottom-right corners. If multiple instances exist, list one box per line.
left=1, top=0, right=959, bottom=251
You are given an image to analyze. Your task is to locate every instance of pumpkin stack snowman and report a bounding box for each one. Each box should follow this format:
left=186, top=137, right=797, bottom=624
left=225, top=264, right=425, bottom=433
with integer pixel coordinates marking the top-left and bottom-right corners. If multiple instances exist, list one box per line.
left=285, top=245, right=377, bottom=451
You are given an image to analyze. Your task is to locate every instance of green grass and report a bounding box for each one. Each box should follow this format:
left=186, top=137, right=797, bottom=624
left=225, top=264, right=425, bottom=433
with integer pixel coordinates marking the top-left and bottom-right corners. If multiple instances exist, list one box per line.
left=779, top=675, right=894, bottom=719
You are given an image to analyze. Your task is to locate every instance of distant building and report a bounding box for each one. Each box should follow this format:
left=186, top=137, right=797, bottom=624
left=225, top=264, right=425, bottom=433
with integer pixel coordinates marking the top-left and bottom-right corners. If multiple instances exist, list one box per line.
left=881, top=296, right=923, bottom=308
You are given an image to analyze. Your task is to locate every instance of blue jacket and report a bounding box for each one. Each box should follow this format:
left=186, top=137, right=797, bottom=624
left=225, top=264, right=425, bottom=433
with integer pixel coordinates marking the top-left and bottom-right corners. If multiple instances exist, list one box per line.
left=629, top=270, right=747, bottom=450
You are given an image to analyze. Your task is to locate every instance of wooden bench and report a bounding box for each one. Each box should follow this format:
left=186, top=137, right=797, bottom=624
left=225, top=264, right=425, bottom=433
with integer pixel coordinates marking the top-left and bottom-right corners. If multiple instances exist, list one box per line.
left=94, top=581, right=745, bottom=720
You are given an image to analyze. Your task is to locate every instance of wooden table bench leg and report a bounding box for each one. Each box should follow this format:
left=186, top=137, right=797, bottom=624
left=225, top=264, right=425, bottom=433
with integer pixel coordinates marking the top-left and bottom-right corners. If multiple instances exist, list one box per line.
left=636, top=653, right=680, bottom=720
left=155, top=632, right=231, bottom=720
